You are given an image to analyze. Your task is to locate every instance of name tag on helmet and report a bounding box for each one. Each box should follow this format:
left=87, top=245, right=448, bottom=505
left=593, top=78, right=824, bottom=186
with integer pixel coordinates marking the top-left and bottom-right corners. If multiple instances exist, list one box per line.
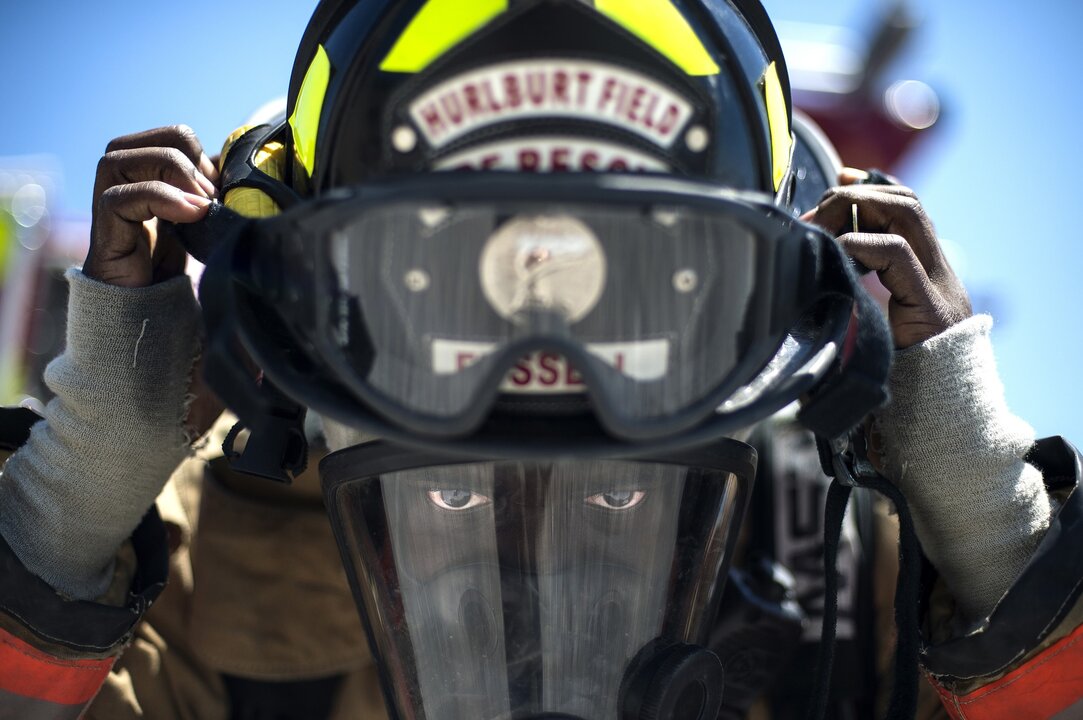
left=432, top=339, right=669, bottom=394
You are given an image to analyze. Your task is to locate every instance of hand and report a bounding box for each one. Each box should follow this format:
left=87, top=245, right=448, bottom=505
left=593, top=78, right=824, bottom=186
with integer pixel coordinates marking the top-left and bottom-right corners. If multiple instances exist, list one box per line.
left=801, top=170, right=972, bottom=349
left=86, top=125, right=219, bottom=288
left=86, top=125, right=225, bottom=439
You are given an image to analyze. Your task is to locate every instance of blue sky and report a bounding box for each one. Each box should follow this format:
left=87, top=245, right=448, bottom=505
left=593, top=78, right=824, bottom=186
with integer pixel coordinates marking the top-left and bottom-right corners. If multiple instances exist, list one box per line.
left=2, top=0, right=1081, bottom=443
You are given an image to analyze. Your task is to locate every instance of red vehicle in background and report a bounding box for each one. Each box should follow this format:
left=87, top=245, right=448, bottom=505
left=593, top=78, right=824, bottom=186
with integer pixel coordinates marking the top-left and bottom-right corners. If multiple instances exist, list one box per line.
left=785, top=0, right=941, bottom=176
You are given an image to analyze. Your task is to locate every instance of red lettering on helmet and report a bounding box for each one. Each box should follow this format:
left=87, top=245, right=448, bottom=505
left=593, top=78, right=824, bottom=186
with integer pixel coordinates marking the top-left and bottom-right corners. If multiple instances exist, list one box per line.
left=613, top=353, right=626, bottom=372
left=538, top=353, right=560, bottom=386
left=463, top=84, right=484, bottom=117
left=576, top=71, right=593, bottom=107
left=608, top=158, right=629, bottom=171
left=581, top=151, right=600, bottom=171
left=598, top=77, right=618, bottom=113
left=440, top=94, right=464, bottom=126
left=642, top=92, right=660, bottom=130
left=657, top=104, right=681, bottom=137
left=614, top=81, right=632, bottom=119
left=627, top=86, right=647, bottom=124
left=419, top=104, right=446, bottom=139
left=480, top=80, right=502, bottom=112
left=510, top=358, right=532, bottom=386
left=551, top=147, right=571, bottom=171
left=503, top=74, right=523, bottom=109
left=552, top=70, right=570, bottom=106
left=457, top=352, right=477, bottom=370
left=519, top=149, right=541, bottom=171
left=526, top=71, right=546, bottom=106
left=479, top=154, right=500, bottom=169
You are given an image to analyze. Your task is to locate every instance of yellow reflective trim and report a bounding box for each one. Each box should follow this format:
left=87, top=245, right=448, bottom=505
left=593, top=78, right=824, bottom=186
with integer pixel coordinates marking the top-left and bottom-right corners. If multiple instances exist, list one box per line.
left=289, top=45, right=331, bottom=177
left=595, top=0, right=720, bottom=77
left=380, top=0, right=508, bottom=74
left=763, top=61, right=792, bottom=192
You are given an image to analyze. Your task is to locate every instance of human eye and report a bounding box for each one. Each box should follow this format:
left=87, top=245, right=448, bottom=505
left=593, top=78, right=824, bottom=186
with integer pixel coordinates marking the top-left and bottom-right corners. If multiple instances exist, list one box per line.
left=426, top=488, right=492, bottom=511
left=584, top=489, right=646, bottom=510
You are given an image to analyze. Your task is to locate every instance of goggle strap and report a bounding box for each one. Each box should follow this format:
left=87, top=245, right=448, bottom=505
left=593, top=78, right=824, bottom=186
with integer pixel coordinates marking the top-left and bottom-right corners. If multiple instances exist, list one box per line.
left=809, top=446, right=923, bottom=720
left=220, top=122, right=304, bottom=211
left=804, top=478, right=850, bottom=720
left=196, top=236, right=310, bottom=484
left=798, top=280, right=892, bottom=439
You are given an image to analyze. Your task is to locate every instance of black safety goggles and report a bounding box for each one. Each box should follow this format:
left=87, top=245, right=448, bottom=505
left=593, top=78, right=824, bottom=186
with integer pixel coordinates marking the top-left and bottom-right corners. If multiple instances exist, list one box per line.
left=194, top=173, right=863, bottom=457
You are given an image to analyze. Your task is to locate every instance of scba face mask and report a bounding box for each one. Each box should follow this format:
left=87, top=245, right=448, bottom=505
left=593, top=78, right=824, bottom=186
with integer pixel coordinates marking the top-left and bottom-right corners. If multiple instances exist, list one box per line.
left=322, top=442, right=754, bottom=720
left=183, top=1, right=896, bottom=719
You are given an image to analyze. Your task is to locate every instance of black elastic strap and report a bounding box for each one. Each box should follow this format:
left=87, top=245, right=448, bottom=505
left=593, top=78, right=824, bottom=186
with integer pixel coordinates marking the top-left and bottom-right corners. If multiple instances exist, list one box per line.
left=805, top=479, right=852, bottom=720
left=863, top=473, right=921, bottom=720
left=807, top=464, right=923, bottom=720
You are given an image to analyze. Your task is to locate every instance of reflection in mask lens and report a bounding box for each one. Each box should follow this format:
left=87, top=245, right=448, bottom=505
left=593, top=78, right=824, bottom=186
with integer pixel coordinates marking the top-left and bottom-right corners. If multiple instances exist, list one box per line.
left=330, top=460, right=741, bottom=720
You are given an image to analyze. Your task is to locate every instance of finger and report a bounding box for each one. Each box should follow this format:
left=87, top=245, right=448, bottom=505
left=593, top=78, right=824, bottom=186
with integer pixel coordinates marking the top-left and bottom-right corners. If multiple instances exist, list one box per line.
left=808, top=187, right=941, bottom=271
left=838, top=168, right=869, bottom=186
left=99, top=181, right=211, bottom=226
left=799, top=185, right=918, bottom=223
left=822, top=183, right=918, bottom=203
left=94, top=181, right=210, bottom=257
left=839, top=167, right=902, bottom=186
left=96, top=147, right=217, bottom=200
left=836, top=232, right=936, bottom=310
left=89, top=183, right=210, bottom=287
left=105, top=125, right=219, bottom=184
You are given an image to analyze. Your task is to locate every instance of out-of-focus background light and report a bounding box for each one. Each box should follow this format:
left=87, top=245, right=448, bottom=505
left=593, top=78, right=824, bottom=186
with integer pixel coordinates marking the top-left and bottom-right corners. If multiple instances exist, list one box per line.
left=0, top=0, right=1080, bottom=443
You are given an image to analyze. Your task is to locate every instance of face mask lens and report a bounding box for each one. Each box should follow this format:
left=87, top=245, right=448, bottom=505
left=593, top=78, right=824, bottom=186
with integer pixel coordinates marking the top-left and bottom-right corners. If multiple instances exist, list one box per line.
left=323, top=445, right=754, bottom=720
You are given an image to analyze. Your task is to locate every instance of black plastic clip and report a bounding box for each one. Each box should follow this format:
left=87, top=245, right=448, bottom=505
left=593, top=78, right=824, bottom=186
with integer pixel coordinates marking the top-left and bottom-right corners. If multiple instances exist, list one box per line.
left=222, top=388, right=309, bottom=484
left=818, top=430, right=879, bottom=488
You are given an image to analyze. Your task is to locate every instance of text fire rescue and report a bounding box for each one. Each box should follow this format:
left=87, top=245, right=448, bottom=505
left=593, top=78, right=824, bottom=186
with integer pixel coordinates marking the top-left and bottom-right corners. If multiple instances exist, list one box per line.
left=409, top=60, right=694, bottom=150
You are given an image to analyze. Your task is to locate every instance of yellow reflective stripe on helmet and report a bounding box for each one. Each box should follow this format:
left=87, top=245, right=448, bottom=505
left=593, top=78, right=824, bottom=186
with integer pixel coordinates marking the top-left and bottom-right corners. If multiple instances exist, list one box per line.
left=763, top=61, right=792, bottom=192
left=380, top=0, right=508, bottom=74
left=289, top=45, right=331, bottom=177
left=594, top=0, right=719, bottom=77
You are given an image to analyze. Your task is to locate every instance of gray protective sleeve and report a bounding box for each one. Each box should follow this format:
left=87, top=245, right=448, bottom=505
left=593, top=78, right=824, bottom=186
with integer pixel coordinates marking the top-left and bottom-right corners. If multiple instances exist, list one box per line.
left=875, top=315, right=1052, bottom=625
left=0, top=269, right=201, bottom=601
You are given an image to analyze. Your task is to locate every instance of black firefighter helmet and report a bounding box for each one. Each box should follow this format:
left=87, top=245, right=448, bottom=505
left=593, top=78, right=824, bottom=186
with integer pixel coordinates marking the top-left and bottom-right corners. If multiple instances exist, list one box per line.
left=185, top=1, right=895, bottom=719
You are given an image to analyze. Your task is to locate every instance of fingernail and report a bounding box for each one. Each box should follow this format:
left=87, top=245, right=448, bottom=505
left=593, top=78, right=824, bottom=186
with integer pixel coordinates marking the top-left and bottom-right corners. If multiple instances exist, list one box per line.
left=185, top=193, right=212, bottom=208
left=200, top=153, right=220, bottom=183
left=195, top=171, right=218, bottom=198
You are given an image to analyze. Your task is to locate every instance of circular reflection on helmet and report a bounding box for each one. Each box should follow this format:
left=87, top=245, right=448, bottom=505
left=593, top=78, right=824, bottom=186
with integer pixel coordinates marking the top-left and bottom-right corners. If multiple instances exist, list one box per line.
left=479, top=214, right=607, bottom=324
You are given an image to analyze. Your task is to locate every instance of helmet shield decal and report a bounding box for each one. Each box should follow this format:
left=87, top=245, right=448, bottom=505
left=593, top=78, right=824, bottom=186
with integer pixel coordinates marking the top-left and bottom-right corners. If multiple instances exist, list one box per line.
left=322, top=441, right=754, bottom=720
